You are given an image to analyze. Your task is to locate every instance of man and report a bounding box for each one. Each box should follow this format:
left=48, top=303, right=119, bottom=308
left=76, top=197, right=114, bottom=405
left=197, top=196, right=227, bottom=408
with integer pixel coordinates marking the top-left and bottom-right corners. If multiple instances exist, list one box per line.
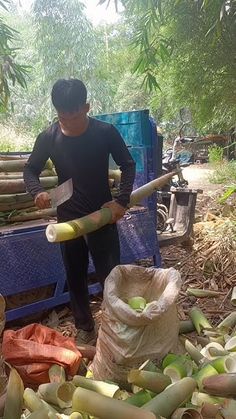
left=24, top=79, right=136, bottom=345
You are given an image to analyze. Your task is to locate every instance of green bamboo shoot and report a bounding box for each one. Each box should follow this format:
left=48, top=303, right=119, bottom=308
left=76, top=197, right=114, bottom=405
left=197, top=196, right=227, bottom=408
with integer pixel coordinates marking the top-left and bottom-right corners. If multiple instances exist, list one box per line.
left=187, top=288, right=221, bottom=298
left=211, top=356, right=236, bottom=374
left=129, top=172, right=177, bottom=207
left=162, top=353, right=180, bottom=370
left=189, top=307, right=212, bottom=335
left=185, top=339, right=204, bottom=365
left=142, top=377, right=196, bottom=418
left=194, top=364, right=218, bottom=391
left=127, top=369, right=171, bottom=393
left=163, top=360, right=188, bottom=383
left=46, top=172, right=176, bottom=243
left=125, top=390, right=152, bottom=407
left=218, top=313, right=236, bottom=332
left=72, top=387, right=156, bottom=419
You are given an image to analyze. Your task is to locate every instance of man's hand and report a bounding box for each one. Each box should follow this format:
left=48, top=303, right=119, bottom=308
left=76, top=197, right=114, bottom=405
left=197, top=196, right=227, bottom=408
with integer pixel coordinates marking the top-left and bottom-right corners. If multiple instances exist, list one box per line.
left=102, top=200, right=126, bottom=223
left=34, top=192, right=51, bottom=209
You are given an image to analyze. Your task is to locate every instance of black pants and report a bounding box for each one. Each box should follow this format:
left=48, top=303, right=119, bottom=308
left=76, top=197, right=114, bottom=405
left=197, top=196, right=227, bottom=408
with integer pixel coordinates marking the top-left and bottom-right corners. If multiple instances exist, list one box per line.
left=60, top=224, right=120, bottom=331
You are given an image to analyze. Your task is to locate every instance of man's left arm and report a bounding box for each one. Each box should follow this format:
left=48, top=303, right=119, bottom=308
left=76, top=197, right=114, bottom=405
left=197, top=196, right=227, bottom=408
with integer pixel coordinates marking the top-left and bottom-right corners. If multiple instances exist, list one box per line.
left=102, top=125, right=136, bottom=223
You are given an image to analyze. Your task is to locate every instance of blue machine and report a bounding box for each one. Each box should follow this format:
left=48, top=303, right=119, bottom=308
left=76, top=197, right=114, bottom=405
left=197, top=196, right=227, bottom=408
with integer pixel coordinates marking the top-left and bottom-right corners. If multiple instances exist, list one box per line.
left=0, top=110, right=162, bottom=321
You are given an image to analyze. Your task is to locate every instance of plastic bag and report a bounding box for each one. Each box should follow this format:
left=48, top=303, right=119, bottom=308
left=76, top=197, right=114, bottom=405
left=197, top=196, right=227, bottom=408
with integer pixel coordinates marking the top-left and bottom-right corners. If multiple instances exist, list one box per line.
left=91, top=265, right=182, bottom=386
left=2, top=323, right=82, bottom=385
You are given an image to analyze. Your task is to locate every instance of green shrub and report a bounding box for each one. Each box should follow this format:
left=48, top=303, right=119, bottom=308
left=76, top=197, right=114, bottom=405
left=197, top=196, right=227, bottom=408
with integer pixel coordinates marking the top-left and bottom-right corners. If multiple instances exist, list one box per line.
left=208, top=145, right=224, bottom=164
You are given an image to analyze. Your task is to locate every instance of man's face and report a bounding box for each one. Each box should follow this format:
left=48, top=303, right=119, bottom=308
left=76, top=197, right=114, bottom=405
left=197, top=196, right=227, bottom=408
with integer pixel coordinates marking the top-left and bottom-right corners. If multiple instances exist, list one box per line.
left=57, top=104, right=89, bottom=132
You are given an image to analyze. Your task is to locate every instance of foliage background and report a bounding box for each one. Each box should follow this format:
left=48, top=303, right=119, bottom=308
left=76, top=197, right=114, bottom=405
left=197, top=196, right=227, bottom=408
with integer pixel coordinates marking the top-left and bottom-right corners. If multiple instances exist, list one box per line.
left=0, top=0, right=236, bottom=150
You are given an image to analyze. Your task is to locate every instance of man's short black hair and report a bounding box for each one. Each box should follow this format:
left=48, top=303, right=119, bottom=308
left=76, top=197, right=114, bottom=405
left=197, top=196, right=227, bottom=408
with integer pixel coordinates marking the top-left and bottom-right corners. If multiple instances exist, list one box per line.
left=51, top=79, right=87, bottom=113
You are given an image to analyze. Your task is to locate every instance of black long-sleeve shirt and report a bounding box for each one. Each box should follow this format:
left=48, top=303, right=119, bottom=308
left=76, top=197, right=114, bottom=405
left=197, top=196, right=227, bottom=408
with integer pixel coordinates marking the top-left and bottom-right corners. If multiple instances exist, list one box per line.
left=23, top=117, right=136, bottom=222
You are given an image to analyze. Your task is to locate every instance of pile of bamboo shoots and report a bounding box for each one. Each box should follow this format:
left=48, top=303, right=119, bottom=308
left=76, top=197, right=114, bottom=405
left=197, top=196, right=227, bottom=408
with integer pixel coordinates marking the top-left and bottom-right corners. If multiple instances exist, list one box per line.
left=2, top=305, right=236, bottom=418
left=0, top=156, right=57, bottom=226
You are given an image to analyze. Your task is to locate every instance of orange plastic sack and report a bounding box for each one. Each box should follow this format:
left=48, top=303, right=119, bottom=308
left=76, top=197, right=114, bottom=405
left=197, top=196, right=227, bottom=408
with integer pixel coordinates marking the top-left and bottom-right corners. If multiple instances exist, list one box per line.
left=2, top=323, right=82, bottom=385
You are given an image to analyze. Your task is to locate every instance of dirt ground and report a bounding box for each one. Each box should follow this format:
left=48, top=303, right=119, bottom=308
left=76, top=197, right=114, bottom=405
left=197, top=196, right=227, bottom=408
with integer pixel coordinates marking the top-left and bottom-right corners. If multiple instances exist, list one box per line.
left=183, top=163, right=220, bottom=191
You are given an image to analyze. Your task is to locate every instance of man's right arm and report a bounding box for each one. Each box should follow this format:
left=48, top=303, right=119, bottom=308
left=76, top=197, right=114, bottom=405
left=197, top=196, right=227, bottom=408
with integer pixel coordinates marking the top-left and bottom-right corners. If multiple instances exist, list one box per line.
left=23, top=132, right=51, bottom=209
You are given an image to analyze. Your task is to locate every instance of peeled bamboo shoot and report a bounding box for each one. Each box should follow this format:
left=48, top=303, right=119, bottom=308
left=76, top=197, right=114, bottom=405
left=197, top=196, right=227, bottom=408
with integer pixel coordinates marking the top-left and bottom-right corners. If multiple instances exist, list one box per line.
left=72, top=375, right=120, bottom=398
left=38, top=382, right=75, bottom=409
left=23, top=388, right=58, bottom=414
left=72, top=387, right=156, bottom=419
left=46, top=172, right=176, bottom=243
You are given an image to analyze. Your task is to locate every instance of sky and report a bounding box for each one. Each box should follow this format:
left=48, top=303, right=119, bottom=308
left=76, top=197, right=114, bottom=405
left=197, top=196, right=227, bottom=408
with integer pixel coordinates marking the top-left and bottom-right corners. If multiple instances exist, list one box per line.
left=15, top=0, right=121, bottom=25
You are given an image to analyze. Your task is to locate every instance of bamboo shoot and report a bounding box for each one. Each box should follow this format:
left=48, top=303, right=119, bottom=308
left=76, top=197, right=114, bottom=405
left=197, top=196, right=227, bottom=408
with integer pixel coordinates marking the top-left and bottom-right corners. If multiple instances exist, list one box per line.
left=72, top=375, right=120, bottom=398
left=0, top=159, right=52, bottom=172
left=46, top=172, right=176, bottom=243
left=72, top=387, right=156, bottom=419
left=0, top=176, right=57, bottom=194
left=38, top=382, right=76, bottom=409
left=127, top=369, right=171, bottom=393
left=142, top=377, right=196, bottom=418
left=202, top=373, right=236, bottom=397
left=3, top=368, right=24, bottom=419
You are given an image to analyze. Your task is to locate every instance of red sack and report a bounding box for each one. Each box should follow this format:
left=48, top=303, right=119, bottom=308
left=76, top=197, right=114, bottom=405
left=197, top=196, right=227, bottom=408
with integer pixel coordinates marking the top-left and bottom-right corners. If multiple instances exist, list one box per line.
left=2, top=323, right=82, bottom=385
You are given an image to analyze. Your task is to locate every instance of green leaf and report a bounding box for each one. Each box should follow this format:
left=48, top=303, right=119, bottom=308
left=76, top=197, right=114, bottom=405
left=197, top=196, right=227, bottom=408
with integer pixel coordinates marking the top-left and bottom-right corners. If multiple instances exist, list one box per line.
left=219, top=186, right=236, bottom=204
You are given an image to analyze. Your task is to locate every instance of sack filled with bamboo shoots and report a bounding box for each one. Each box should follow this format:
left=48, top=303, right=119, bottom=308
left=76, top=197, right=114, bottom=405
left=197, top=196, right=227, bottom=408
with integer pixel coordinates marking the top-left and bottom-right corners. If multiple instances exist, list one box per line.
left=91, top=264, right=182, bottom=386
